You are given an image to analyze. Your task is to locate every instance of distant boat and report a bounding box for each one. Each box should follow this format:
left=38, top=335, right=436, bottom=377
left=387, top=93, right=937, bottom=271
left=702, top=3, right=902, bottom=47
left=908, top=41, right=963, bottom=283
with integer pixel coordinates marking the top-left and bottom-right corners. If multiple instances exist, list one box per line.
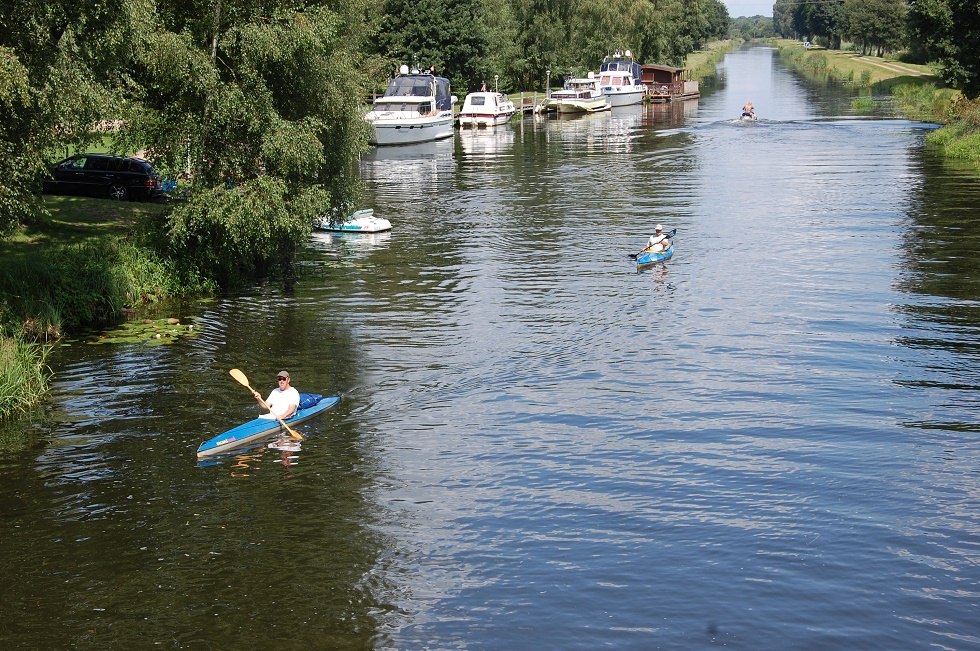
left=544, top=74, right=611, bottom=114
left=597, top=50, right=646, bottom=107
left=364, top=65, right=457, bottom=145
left=458, top=91, right=517, bottom=127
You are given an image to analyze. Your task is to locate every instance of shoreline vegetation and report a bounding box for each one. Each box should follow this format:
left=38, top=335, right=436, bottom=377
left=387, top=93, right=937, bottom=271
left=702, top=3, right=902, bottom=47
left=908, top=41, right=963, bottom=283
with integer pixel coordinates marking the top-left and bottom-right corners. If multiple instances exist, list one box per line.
left=774, top=39, right=980, bottom=165
left=2, top=38, right=977, bottom=426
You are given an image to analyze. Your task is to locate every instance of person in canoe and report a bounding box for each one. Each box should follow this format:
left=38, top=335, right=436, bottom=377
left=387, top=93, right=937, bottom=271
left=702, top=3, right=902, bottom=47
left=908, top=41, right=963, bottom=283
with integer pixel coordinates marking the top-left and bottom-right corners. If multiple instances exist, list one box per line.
left=645, top=224, right=671, bottom=252
left=254, top=371, right=300, bottom=420
left=741, top=101, right=756, bottom=120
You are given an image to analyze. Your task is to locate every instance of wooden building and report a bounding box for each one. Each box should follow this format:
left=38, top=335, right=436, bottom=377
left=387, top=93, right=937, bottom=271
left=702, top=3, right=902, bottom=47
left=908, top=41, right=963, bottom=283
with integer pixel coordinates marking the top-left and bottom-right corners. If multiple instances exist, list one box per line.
left=641, top=64, right=700, bottom=103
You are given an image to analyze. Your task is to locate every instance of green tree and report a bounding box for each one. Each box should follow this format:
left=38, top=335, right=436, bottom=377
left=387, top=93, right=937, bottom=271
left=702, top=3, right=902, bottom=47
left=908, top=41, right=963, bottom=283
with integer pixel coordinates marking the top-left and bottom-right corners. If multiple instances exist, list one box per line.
left=843, top=0, right=906, bottom=56
left=123, top=0, right=377, bottom=283
left=0, top=0, right=137, bottom=235
left=907, top=0, right=980, bottom=98
left=377, top=0, right=489, bottom=91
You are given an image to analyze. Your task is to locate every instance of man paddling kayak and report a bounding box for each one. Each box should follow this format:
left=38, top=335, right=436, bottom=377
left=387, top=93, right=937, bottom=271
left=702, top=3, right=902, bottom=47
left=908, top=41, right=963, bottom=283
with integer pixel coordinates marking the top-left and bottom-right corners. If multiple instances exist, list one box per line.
left=254, top=370, right=299, bottom=420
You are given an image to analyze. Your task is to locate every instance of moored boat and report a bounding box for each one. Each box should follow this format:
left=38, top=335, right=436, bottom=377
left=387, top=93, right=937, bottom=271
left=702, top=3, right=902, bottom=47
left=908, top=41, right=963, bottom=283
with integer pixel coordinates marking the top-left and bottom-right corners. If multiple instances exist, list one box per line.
left=598, top=50, right=646, bottom=107
left=550, top=74, right=611, bottom=113
left=364, top=65, right=457, bottom=145
left=196, top=394, right=341, bottom=458
left=316, top=208, right=392, bottom=234
left=458, top=91, right=517, bottom=127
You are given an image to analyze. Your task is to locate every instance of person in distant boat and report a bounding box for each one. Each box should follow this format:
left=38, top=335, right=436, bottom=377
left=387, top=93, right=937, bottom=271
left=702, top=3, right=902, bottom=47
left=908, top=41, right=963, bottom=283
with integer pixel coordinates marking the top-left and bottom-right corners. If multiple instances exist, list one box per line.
left=646, top=224, right=670, bottom=252
left=480, top=80, right=487, bottom=92
left=254, top=371, right=299, bottom=420
left=741, top=101, right=755, bottom=119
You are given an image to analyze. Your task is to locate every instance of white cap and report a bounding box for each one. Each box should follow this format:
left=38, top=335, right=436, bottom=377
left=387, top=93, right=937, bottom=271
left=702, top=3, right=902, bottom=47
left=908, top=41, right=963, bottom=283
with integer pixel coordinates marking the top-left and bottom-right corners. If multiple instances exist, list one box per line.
left=655, top=224, right=663, bottom=231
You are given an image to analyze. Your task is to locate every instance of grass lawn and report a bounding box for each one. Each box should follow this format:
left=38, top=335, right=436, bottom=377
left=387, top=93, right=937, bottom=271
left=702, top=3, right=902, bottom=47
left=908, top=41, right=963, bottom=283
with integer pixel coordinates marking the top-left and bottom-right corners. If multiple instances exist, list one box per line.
left=774, top=38, right=941, bottom=86
left=0, top=195, right=162, bottom=266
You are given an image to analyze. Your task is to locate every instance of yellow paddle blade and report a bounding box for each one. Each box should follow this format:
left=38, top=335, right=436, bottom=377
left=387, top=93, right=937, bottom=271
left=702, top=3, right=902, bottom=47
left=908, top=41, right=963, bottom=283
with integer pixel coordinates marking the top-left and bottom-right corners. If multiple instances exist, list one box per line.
left=229, top=368, right=250, bottom=387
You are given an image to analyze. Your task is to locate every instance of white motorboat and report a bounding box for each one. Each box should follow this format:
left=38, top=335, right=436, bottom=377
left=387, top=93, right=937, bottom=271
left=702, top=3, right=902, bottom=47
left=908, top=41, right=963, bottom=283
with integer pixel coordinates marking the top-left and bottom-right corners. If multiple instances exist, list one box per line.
left=316, top=208, right=392, bottom=234
left=458, top=91, right=517, bottom=127
left=597, top=50, right=646, bottom=107
left=364, top=65, right=458, bottom=145
left=547, top=74, right=611, bottom=114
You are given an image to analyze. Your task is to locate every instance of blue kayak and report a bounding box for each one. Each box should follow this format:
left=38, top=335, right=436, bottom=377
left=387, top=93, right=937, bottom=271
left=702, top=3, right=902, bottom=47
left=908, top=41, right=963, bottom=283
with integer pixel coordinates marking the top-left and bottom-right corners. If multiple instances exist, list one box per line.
left=196, top=394, right=341, bottom=458
left=636, top=245, right=673, bottom=267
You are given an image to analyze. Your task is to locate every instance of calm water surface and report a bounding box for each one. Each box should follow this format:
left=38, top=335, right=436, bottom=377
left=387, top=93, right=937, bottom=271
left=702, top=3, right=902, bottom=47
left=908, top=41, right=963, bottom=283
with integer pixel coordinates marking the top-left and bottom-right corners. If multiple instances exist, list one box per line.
left=2, top=46, right=979, bottom=649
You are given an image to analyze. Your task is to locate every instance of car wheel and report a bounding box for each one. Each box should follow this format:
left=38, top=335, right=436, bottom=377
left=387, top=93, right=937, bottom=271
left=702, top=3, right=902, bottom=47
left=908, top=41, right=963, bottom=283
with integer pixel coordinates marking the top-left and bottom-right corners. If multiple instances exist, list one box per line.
left=107, top=183, right=128, bottom=201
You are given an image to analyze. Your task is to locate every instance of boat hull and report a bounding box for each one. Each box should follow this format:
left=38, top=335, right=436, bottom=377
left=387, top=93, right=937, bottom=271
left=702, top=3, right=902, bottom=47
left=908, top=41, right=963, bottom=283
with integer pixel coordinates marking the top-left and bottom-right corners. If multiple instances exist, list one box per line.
left=603, top=88, right=645, bottom=107
left=557, top=99, right=611, bottom=113
left=197, top=395, right=341, bottom=458
left=636, top=246, right=673, bottom=267
left=316, top=209, right=391, bottom=233
left=368, top=113, right=455, bottom=145
left=458, top=113, right=514, bottom=127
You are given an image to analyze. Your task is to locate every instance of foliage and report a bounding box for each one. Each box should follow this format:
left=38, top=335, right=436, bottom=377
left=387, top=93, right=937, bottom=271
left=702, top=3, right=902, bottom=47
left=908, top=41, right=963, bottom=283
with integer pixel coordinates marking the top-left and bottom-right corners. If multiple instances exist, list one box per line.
left=907, top=0, right=980, bottom=99
left=0, top=0, right=136, bottom=236
left=0, top=330, right=51, bottom=421
left=843, top=0, right=907, bottom=56
left=730, top=16, right=776, bottom=39
left=165, top=176, right=324, bottom=287
left=377, top=0, right=489, bottom=91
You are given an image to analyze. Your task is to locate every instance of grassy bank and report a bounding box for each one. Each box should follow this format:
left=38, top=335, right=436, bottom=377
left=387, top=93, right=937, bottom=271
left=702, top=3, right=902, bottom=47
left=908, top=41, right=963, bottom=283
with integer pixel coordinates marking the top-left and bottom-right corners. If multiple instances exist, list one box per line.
left=0, top=195, right=214, bottom=421
left=685, top=39, right=739, bottom=80
left=775, top=40, right=980, bottom=165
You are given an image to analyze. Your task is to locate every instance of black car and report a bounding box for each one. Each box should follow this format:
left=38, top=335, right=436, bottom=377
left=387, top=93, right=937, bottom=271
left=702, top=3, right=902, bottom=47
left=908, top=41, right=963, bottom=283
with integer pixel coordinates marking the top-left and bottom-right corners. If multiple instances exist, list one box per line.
left=43, top=154, right=164, bottom=202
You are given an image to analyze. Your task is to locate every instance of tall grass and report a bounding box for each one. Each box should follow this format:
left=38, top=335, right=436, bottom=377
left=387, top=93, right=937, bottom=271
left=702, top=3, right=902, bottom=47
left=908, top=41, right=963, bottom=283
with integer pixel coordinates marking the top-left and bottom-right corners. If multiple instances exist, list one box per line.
left=0, top=331, right=51, bottom=421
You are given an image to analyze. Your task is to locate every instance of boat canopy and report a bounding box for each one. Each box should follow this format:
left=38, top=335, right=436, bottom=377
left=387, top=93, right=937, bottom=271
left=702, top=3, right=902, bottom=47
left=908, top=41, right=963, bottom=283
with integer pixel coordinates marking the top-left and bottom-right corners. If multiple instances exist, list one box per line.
left=383, top=74, right=453, bottom=110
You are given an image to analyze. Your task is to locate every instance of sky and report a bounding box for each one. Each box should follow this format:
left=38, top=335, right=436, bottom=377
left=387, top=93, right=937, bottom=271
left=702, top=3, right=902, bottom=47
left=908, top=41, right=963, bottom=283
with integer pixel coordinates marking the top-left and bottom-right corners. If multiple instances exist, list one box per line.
left=722, top=0, right=774, bottom=17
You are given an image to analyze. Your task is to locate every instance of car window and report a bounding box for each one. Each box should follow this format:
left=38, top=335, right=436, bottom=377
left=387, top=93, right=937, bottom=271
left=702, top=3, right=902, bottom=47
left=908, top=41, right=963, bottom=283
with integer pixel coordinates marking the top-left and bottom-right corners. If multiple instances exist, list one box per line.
left=107, top=158, right=125, bottom=172
left=62, top=157, right=86, bottom=170
left=84, top=157, right=109, bottom=171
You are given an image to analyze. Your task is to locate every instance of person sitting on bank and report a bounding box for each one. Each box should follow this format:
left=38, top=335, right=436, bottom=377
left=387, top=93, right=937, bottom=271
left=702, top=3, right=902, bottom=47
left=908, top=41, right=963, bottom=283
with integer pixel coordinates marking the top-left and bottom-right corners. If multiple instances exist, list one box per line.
left=255, top=371, right=300, bottom=420
left=646, top=224, right=670, bottom=251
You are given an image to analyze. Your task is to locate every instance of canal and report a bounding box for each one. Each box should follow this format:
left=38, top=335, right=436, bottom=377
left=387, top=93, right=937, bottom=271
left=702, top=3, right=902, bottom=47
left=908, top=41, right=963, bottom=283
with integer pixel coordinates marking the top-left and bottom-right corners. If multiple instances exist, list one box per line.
left=1, top=45, right=978, bottom=649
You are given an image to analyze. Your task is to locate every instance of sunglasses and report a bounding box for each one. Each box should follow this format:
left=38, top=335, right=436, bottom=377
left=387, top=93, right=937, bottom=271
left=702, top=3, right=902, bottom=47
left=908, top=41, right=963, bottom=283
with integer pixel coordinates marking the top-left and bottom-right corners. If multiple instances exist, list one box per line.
left=276, top=377, right=288, bottom=381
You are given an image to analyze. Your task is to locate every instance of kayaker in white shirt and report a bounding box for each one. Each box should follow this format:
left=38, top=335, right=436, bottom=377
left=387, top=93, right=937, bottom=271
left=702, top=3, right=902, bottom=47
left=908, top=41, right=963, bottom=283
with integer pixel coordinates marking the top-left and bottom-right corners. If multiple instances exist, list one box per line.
left=646, top=224, right=670, bottom=252
left=254, top=370, right=300, bottom=419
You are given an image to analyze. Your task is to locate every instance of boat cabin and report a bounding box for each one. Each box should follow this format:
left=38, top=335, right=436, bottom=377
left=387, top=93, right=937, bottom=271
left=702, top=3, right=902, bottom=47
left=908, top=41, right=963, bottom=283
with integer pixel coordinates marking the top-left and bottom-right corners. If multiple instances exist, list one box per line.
left=640, top=64, right=700, bottom=102
left=599, top=51, right=642, bottom=87
left=379, top=72, right=453, bottom=111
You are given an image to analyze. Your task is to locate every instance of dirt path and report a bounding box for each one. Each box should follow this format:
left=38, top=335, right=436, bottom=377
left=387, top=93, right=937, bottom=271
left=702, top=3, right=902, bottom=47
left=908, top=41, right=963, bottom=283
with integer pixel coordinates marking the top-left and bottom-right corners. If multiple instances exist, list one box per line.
left=849, top=55, right=933, bottom=78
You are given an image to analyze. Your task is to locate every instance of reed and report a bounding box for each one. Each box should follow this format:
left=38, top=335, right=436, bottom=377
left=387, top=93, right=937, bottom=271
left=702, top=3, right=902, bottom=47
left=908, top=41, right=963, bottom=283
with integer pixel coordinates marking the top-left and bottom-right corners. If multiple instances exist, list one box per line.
left=0, top=331, right=52, bottom=421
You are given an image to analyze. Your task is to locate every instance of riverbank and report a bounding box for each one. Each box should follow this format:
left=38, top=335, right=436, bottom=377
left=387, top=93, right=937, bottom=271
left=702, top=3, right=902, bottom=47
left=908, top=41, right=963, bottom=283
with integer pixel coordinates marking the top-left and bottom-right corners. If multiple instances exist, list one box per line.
left=775, top=39, right=980, bottom=166
left=0, top=196, right=213, bottom=422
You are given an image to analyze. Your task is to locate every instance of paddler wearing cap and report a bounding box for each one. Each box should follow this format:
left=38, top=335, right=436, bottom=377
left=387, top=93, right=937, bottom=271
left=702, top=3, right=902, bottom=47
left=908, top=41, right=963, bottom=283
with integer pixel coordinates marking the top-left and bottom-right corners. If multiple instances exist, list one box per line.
left=254, top=370, right=300, bottom=420
left=645, top=224, right=671, bottom=252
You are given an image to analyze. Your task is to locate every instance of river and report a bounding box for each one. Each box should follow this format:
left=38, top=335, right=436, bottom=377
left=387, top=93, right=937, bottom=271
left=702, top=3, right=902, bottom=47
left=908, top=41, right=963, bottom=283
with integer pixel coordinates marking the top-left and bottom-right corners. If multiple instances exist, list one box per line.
left=1, top=46, right=978, bottom=650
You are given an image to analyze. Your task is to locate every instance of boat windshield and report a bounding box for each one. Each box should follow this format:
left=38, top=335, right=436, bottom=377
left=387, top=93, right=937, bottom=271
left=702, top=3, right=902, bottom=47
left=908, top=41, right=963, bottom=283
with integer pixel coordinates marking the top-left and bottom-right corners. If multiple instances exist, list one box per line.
left=384, top=75, right=435, bottom=98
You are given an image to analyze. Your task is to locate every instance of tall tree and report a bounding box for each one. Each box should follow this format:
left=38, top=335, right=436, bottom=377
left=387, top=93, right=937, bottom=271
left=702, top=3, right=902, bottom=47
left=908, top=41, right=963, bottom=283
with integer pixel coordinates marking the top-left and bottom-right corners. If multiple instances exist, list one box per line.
left=844, top=0, right=906, bottom=56
left=0, top=0, right=138, bottom=234
left=377, top=0, right=489, bottom=91
left=907, top=0, right=980, bottom=98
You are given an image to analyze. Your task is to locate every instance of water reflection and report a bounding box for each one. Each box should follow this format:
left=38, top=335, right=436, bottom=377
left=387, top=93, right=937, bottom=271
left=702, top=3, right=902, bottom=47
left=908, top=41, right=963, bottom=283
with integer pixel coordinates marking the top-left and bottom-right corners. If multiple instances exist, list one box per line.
left=359, top=138, right=455, bottom=193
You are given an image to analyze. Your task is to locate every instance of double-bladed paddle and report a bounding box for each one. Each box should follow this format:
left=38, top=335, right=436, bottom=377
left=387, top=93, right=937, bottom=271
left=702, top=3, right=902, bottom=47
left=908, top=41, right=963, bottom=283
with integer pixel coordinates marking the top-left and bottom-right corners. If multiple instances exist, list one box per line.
left=629, top=228, right=677, bottom=259
left=229, top=368, right=304, bottom=440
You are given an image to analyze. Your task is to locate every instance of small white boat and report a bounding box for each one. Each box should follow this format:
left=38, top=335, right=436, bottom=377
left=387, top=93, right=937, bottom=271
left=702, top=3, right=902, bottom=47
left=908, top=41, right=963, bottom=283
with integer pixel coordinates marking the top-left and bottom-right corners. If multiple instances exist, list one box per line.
left=364, top=65, right=458, bottom=146
left=598, top=50, right=646, bottom=107
left=458, top=91, right=517, bottom=127
left=548, top=74, right=611, bottom=114
left=316, top=208, right=392, bottom=234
